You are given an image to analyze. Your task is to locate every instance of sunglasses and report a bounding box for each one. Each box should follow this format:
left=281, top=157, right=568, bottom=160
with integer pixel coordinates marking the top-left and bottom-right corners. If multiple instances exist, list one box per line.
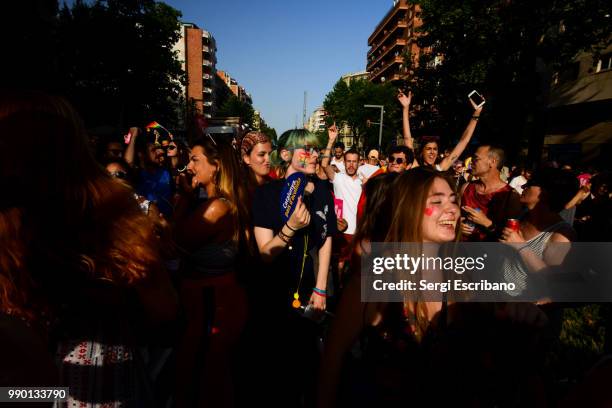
left=109, top=171, right=128, bottom=180
left=291, top=146, right=320, bottom=155
left=389, top=156, right=405, bottom=164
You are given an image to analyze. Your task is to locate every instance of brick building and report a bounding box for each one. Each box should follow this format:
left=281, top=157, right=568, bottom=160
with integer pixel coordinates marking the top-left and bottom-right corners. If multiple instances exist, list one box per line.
left=367, top=0, right=422, bottom=84
left=173, top=23, right=217, bottom=118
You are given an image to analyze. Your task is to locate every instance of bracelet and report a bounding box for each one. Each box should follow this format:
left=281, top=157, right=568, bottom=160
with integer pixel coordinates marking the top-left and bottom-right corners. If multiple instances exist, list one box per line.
left=313, top=287, right=327, bottom=295
left=278, top=229, right=293, bottom=240
left=278, top=233, right=290, bottom=244
left=312, top=290, right=327, bottom=298
left=472, top=116, right=480, bottom=120
left=285, top=223, right=297, bottom=232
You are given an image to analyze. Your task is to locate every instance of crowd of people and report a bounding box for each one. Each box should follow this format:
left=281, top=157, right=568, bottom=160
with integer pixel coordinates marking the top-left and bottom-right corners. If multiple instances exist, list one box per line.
left=1, top=90, right=611, bottom=407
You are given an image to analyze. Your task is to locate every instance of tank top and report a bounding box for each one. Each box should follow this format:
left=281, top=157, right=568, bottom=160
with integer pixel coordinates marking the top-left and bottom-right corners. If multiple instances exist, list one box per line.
left=502, top=221, right=573, bottom=296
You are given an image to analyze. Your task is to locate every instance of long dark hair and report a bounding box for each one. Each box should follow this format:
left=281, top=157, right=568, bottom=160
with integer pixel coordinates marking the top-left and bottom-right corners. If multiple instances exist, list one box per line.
left=0, top=92, right=163, bottom=323
left=353, top=172, right=399, bottom=247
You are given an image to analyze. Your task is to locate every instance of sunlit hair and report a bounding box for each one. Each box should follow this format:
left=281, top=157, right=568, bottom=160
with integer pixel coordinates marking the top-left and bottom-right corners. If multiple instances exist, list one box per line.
left=0, top=92, right=163, bottom=323
left=385, top=167, right=458, bottom=340
left=192, top=135, right=250, bottom=248
left=271, top=128, right=321, bottom=177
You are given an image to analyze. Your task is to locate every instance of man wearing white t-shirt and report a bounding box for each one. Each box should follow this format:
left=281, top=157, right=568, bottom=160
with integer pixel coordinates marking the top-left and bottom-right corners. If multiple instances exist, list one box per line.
left=330, top=141, right=346, bottom=174
left=323, top=125, right=362, bottom=278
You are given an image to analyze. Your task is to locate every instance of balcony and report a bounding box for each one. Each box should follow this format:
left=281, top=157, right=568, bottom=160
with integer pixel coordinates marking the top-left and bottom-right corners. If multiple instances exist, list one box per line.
left=369, top=56, right=405, bottom=82
left=367, top=38, right=407, bottom=71
left=368, top=0, right=409, bottom=45
left=204, top=101, right=213, bottom=106
left=203, top=87, right=212, bottom=93
left=203, top=74, right=211, bottom=80
left=203, top=46, right=209, bottom=52
left=368, top=20, right=408, bottom=57
left=203, top=60, right=212, bottom=67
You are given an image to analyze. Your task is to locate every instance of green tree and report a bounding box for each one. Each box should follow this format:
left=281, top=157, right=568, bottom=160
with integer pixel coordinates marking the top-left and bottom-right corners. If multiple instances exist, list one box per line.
left=323, top=79, right=402, bottom=151
left=55, top=0, right=185, bottom=128
left=412, top=0, right=611, bottom=163
left=216, top=95, right=256, bottom=128
left=259, top=118, right=278, bottom=144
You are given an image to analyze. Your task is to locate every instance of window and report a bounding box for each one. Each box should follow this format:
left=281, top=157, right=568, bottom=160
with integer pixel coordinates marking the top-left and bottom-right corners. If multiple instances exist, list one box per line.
left=595, top=53, right=612, bottom=73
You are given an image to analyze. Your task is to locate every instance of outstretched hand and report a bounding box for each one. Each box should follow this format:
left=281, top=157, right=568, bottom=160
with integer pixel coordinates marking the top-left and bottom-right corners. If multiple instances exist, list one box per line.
left=469, top=96, right=485, bottom=114
left=397, top=90, right=412, bottom=109
left=328, top=123, right=338, bottom=143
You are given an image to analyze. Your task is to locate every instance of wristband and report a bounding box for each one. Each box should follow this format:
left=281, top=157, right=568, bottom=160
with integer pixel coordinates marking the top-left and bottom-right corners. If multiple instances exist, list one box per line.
left=278, top=233, right=290, bottom=244
left=312, top=290, right=327, bottom=297
left=285, top=223, right=297, bottom=232
left=472, top=116, right=480, bottom=120
left=313, top=287, right=327, bottom=295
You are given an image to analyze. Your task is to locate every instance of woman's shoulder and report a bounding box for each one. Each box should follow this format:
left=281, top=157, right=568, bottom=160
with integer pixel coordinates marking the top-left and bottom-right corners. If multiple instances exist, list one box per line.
left=195, top=197, right=232, bottom=222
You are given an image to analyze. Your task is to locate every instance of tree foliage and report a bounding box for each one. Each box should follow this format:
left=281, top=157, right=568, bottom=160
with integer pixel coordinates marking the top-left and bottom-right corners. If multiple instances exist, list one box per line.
left=217, top=95, right=256, bottom=128
left=2, top=0, right=185, bottom=129
left=56, top=0, right=185, bottom=128
left=323, top=79, right=402, bottom=151
left=411, top=0, right=611, bottom=163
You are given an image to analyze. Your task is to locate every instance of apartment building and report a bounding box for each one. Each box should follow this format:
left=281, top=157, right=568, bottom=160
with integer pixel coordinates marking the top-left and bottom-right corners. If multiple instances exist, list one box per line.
left=367, top=0, right=422, bottom=84
left=173, top=23, right=217, bottom=118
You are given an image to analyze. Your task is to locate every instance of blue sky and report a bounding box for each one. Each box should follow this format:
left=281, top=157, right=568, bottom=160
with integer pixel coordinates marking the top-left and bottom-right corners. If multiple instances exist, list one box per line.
left=164, top=0, right=393, bottom=133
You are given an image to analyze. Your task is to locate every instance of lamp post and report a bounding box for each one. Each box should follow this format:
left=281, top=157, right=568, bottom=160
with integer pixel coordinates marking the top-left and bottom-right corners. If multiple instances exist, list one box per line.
left=364, top=104, right=384, bottom=150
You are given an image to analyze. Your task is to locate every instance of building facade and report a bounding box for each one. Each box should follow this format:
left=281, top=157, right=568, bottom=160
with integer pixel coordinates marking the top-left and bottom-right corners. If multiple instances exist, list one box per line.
left=367, top=0, right=422, bottom=84
left=173, top=23, right=217, bottom=118
left=307, top=107, right=327, bottom=133
left=544, top=45, right=612, bottom=167
left=216, top=70, right=253, bottom=105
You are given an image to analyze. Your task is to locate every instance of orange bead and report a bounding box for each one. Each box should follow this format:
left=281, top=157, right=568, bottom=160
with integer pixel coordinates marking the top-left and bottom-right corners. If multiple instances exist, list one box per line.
left=292, top=299, right=301, bottom=309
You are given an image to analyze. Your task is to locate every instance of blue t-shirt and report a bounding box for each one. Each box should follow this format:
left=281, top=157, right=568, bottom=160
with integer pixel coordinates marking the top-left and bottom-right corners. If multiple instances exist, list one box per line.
left=136, top=168, right=173, bottom=216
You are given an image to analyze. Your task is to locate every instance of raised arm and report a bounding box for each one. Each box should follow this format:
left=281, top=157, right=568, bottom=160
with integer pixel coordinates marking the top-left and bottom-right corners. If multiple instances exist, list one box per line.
left=398, top=90, right=414, bottom=150
left=398, top=90, right=419, bottom=168
left=438, top=98, right=484, bottom=171
left=124, top=127, right=140, bottom=167
left=321, top=124, right=339, bottom=181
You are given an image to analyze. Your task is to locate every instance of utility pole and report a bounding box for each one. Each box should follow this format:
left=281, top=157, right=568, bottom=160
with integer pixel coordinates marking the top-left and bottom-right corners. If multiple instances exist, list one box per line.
left=303, top=91, right=307, bottom=129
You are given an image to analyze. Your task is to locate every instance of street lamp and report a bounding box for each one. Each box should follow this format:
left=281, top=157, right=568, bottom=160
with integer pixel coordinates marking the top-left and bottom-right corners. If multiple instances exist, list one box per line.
left=364, top=104, right=384, bottom=150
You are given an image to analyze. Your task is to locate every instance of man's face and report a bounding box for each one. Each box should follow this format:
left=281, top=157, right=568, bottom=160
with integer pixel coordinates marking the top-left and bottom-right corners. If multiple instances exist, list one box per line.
left=524, top=170, right=533, bottom=180
left=344, top=153, right=359, bottom=177
left=471, top=146, right=495, bottom=177
left=423, top=142, right=438, bottom=166
left=453, top=162, right=464, bottom=176
left=388, top=152, right=408, bottom=173
left=106, top=142, right=124, bottom=159
left=146, top=143, right=165, bottom=166
left=334, top=147, right=344, bottom=160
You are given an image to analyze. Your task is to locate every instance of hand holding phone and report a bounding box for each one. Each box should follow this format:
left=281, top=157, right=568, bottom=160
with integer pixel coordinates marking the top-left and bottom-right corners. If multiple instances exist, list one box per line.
left=468, top=90, right=486, bottom=109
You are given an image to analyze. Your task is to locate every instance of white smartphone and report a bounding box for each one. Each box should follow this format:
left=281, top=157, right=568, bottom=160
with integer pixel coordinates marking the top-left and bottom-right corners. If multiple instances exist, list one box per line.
left=468, top=90, right=486, bottom=108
